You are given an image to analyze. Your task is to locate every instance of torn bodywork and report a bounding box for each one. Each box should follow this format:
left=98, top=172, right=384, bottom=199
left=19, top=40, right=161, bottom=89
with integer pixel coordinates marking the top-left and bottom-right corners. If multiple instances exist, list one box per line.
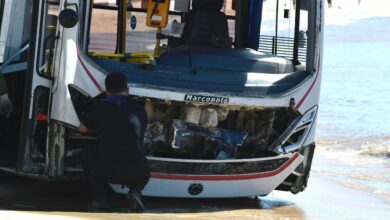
left=143, top=100, right=300, bottom=160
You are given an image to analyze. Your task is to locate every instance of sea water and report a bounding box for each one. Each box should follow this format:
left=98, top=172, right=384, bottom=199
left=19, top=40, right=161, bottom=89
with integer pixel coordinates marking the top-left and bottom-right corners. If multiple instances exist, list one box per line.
left=316, top=15, right=390, bottom=202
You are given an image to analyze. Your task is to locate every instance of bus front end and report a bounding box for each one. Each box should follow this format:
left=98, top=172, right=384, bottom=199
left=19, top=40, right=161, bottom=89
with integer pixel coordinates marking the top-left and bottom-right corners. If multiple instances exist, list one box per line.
left=35, top=0, right=324, bottom=197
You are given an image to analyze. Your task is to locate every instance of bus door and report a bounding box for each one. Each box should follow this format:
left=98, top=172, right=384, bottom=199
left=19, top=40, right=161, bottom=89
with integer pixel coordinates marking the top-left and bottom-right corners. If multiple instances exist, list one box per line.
left=4, top=0, right=61, bottom=174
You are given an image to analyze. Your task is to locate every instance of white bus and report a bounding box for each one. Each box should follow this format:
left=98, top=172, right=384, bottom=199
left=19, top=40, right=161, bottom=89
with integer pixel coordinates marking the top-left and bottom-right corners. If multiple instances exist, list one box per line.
left=0, top=0, right=324, bottom=198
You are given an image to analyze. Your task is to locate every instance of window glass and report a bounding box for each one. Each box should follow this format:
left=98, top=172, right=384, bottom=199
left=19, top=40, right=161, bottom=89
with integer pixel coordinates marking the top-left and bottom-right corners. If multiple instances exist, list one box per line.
left=260, top=0, right=308, bottom=38
left=125, top=11, right=156, bottom=54
left=125, top=10, right=181, bottom=54
left=259, top=0, right=308, bottom=62
left=88, top=0, right=118, bottom=53
left=0, top=0, right=5, bottom=31
left=224, top=0, right=236, bottom=40
left=130, top=0, right=148, bottom=9
left=48, top=1, right=60, bottom=16
left=87, top=0, right=239, bottom=54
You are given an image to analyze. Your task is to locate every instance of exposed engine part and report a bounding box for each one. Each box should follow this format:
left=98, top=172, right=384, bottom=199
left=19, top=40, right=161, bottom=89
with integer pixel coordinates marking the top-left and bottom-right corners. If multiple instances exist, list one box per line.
left=145, top=101, right=175, bottom=123
left=138, top=101, right=299, bottom=159
left=67, top=90, right=301, bottom=161
left=182, top=107, right=229, bottom=127
left=144, top=122, right=167, bottom=156
left=236, top=110, right=277, bottom=158
left=216, top=108, right=229, bottom=121
left=199, top=108, right=218, bottom=128
left=182, top=106, right=201, bottom=124
left=171, top=120, right=247, bottom=159
left=145, top=122, right=166, bottom=144
left=68, top=95, right=299, bottom=160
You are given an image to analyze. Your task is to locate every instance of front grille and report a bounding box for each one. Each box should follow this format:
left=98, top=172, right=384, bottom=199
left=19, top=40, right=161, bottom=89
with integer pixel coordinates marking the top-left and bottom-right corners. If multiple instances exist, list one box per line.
left=149, top=158, right=289, bottom=175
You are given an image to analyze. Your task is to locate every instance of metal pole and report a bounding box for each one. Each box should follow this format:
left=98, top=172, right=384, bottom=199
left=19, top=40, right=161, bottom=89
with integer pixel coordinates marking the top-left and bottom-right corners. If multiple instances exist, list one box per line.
left=275, top=0, right=279, bottom=55
left=154, top=28, right=162, bottom=57
left=293, top=0, right=301, bottom=64
left=116, top=0, right=127, bottom=54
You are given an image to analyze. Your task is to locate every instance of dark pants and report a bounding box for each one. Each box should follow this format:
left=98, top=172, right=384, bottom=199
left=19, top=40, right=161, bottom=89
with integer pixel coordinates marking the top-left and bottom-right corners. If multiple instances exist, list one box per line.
left=81, top=147, right=150, bottom=205
left=81, top=148, right=108, bottom=205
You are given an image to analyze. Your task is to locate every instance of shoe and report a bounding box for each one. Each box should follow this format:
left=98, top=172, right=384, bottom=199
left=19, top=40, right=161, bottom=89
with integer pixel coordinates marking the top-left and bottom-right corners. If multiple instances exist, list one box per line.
left=126, top=189, right=145, bottom=211
left=87, top=200, right=110, bottom=212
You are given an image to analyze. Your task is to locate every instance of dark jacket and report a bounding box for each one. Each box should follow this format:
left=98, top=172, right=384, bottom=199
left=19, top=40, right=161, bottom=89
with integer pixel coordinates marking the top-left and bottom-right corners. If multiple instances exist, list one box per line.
left=82, top=95, right=150, bottom=185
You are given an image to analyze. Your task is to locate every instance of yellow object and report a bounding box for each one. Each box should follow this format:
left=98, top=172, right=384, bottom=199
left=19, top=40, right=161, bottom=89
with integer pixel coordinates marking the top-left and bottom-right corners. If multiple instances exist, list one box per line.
left=146, top=0, right=170, bottom=28
left=89, top=52, right=156, bottom=65
left=154, top=28, right=162, bottom=57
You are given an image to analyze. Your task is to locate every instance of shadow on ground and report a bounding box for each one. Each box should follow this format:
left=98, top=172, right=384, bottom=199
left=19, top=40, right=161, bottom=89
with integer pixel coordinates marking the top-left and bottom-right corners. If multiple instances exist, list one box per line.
left=0, top=175, right=295, bottom=214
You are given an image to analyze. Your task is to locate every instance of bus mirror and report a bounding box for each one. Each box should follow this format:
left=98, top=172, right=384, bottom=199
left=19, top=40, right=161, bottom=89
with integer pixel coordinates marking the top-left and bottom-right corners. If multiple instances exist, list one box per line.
left=59, top=9, right=78, bottom=28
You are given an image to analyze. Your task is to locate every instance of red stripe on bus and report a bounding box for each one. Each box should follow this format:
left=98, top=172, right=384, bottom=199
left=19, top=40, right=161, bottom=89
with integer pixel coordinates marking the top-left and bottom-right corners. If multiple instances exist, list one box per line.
left=296, top=30, right=321, bottom=110
left=296, top=64, right=320, bottom=109
left=77, top=53, right=104, bottom=92
left=150, top=153, right=300, bottom=181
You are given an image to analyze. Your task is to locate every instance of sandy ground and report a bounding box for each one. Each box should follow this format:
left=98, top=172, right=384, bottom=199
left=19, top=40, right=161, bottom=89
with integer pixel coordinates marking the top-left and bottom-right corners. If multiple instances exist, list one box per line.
left=1, top=155, right=390, bottom=220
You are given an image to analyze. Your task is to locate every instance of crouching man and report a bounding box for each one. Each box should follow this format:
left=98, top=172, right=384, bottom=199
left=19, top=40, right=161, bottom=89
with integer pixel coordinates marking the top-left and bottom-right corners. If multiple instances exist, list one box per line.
left=79, top=72, right=150, bottom=211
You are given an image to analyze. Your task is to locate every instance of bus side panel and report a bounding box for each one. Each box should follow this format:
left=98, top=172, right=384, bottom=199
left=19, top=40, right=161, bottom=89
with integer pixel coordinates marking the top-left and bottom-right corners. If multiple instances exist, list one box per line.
left=50, top=0, right=106, bottom=127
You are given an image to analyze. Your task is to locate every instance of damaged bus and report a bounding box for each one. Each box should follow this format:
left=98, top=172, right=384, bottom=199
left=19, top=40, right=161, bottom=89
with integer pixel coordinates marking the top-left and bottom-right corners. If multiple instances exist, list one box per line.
left=0, top=0, right=324, bottom=198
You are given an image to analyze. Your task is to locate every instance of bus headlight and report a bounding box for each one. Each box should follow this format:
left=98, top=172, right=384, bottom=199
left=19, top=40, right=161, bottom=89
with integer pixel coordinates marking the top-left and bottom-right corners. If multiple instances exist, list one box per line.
left=268, top=106, right=318, bottom=154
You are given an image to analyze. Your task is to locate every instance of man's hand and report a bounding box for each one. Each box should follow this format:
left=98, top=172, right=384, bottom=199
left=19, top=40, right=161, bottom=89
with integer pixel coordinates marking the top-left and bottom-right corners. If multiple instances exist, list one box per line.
left=0, top=94, right=13, bottom=118
left=79, top=123, right=90, bottom=134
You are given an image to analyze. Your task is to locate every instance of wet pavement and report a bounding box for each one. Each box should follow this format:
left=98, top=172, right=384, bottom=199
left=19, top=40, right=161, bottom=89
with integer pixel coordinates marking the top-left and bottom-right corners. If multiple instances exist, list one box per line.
left=1, top=157, right=390, bottom=219
left=0, top=174, right=301, bottom=219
